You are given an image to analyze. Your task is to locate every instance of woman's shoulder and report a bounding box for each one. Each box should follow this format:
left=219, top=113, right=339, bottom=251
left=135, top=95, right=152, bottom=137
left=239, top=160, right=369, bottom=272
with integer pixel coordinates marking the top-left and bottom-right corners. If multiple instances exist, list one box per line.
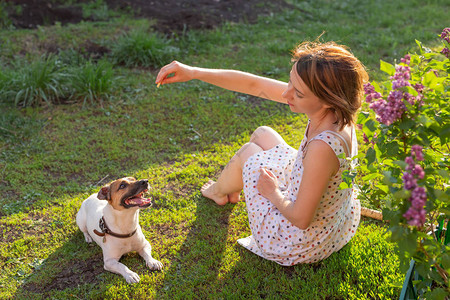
left=313, top=126, right=353, bottom=156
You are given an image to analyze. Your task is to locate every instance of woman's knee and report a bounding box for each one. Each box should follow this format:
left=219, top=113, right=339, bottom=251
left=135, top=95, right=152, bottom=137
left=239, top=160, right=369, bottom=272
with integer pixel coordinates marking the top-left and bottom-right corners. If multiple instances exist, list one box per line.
left=250, top=126, right=285, bottom=150
left=236, top=142, right=263, bottom=165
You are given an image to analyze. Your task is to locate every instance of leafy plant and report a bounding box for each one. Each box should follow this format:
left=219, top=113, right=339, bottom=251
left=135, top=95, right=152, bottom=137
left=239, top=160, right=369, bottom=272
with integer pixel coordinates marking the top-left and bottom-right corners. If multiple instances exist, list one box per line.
left=0, top=2, right=12, bottom=29
left=110, top=28, right=180, bottom=68
left=2, top=55, right=67, bottom=107
left=81, top=0, right=114, bottom=21
left=68, top=59, right=116, bottom=105
left=356, top=29, right=450, bottom=298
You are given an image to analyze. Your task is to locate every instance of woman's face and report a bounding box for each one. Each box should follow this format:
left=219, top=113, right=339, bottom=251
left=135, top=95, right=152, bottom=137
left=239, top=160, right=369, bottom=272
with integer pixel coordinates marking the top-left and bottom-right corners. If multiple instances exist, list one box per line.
left=282, top=63, right=327, bottom=115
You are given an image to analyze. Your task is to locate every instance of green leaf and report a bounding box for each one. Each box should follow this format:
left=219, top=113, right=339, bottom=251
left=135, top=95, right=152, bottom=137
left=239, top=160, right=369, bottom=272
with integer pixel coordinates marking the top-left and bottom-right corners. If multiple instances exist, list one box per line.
left=417, top=115, right=433, bottom=127
left=376, top=183, right=390, bottom=193
left=362, top=173, right=382, bottom=181
left=441, top=253, right=450, bottom=270
left=424, top=71, right=445, bottom=92
left=436, top=169, right=449, bottom=179
left=366, top=147, right=376, bottom=165
left=386, top=142, right=399, bottom=157
left=424, top=288, right=448, bottom=300
left=393, top=189, right=410, bottom=200
left=399, top=119, right=416, bottom=130
left=393, top=160, right=407, bottom=169
left=404, top=85, right=418, bottom=96
left=439, top=124, right=450, bottom=141
left=415, top=39, right=424, bottom=54
left=364, top=119, right=377, bottom=132
left=380, top=60, right=395, bottom=76
left=339, top=182, right=350, bottom=189
left=357, top=111, right=370, bottom=124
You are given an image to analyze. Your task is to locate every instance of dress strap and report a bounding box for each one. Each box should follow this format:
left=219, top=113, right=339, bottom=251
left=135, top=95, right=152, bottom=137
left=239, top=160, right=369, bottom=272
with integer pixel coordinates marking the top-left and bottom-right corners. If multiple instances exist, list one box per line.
left=322, top=130, right=351, bottom=156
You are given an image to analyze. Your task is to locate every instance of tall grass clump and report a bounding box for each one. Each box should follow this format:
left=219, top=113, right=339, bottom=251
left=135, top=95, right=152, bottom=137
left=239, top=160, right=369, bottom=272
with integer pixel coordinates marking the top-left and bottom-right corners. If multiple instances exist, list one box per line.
left=3, top=55, right=66, bottom=107
left=68, top=59, right=115, bottom=105
left=0, top=2, right=13, bottom=29
left=110, top=29, right=180, bottom=68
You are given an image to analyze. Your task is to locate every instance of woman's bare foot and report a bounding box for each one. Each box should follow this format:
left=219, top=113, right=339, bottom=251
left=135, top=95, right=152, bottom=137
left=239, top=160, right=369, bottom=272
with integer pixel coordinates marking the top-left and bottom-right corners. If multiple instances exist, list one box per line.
left=201, top=180, right=228, bottom=205
left=228, top=191, right=241, bottom=204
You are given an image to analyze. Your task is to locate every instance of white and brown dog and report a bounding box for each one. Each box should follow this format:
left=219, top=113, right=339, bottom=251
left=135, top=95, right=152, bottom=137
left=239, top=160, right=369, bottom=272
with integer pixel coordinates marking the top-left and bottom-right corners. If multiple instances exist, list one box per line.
left=76, top=177, right=162, bottom=283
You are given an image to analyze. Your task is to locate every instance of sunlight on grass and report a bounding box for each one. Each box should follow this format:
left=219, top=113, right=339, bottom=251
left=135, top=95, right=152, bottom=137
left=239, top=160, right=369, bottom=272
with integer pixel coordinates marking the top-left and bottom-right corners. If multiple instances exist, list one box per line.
left=1, top=0, right=449, bottom=298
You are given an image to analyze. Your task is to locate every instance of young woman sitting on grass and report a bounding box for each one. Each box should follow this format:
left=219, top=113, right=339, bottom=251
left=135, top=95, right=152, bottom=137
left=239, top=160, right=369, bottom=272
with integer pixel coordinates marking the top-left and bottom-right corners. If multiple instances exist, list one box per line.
left=155, top=41, right=369, bottom=265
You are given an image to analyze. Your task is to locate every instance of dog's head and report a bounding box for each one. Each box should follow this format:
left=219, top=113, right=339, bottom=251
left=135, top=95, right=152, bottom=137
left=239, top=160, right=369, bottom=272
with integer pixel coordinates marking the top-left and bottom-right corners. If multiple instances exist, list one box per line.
left=97, top=177, right=152, bottom=210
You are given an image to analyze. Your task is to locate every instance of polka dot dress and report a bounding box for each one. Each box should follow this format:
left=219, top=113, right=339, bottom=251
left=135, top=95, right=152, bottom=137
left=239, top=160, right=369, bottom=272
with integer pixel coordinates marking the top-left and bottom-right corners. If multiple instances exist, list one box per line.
left=237, top=124, right=361, bottom=266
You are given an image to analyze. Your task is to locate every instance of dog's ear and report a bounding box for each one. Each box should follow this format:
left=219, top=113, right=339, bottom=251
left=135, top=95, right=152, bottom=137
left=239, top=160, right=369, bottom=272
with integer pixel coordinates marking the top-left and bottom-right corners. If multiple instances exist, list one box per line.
left=97, top=185, right=110, bottom=200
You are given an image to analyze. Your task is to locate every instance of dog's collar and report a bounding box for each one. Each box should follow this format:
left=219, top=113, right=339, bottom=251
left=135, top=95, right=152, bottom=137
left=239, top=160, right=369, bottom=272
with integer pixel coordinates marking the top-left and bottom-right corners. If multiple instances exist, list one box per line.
left=93, top=216, right=137, bottom=241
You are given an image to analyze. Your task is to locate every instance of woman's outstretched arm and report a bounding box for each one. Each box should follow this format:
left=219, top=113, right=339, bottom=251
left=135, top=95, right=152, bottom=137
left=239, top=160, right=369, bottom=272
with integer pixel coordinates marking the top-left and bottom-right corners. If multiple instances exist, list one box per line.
left=155, top=61, right=288, bottom=104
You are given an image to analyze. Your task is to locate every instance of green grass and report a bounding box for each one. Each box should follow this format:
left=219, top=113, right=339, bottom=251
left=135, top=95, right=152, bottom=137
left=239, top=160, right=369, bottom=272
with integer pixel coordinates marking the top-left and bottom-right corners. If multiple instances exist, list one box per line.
left=68, top=59, right=116, bottom=105
left=110, top=28, right=180, bottom=68
left=1, top=0, right=449, bottom=298
left=3, top=55, right=67, bottom=107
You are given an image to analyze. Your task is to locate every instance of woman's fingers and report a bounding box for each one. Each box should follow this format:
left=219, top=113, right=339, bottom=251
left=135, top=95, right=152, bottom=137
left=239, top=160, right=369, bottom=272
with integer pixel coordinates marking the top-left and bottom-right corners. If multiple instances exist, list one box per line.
left=155, top=61, right=177, bottom=84
left=155, top=61, right=192, bottom=86
left=260, top=167, right=276, bottom=179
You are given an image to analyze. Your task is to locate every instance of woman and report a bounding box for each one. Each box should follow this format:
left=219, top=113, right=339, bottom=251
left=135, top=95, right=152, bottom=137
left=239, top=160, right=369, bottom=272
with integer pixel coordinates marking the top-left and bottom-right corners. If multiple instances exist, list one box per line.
left=155, top=41, right=368, bottom=265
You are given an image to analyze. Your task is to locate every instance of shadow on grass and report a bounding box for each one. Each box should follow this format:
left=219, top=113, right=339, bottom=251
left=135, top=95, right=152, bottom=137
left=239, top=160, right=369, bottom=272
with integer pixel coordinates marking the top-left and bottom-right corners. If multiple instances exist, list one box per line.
left=209, top=220, right=401, bottom=299
left=155, top=193, right=234, bottom=299
left=13, top=233, right=109, bottom=299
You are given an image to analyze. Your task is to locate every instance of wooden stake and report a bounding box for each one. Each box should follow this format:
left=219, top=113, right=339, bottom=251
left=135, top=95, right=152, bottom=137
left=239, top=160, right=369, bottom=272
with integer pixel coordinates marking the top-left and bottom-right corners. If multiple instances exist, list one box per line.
left=361, top=207, right=383, bottom=220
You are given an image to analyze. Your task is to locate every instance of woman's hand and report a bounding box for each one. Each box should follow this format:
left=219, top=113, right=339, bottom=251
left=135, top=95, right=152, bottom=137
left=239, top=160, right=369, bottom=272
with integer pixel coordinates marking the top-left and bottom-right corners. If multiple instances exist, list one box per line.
left=256, top=168, right=283, bottom=202
left=155, top=61, right=196, bottom=85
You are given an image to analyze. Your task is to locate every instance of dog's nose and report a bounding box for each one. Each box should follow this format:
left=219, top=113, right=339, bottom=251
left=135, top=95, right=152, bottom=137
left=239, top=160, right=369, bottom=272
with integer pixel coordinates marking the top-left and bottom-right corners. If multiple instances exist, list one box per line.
left=140, top=179, right=148, bottom=186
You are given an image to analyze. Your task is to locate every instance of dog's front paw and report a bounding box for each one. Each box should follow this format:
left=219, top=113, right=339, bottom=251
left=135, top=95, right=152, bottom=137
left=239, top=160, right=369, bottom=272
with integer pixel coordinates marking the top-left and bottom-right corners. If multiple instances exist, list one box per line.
left=124, top=271, right=140, bottom=284
left=147, top=258, right=163, bottom=270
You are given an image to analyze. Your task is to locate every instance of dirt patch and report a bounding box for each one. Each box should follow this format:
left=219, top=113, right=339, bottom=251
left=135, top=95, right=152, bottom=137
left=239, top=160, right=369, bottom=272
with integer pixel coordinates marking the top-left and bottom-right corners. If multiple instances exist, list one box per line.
left=6, top=0, right=292, bottom=33
left=0, top=210, right=52, bottom=244
left=23, top=255, right=104, bottom=294
left=6, top=0, right=86, bottom=29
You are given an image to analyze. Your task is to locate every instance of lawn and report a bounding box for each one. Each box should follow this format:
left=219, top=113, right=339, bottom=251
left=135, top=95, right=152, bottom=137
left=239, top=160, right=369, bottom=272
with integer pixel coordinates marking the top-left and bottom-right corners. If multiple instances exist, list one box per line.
left=0, top=0, right=449, bottom=299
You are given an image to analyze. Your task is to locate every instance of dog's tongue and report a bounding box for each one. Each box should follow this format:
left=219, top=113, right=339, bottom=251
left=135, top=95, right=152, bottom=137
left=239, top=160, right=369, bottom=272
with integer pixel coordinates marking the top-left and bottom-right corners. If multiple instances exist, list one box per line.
left=125, top=196, right=151, bottom=207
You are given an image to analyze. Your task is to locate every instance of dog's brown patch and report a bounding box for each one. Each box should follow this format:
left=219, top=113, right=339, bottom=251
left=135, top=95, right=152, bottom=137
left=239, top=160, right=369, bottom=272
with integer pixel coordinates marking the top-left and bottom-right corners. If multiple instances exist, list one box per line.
left=97, top=177, right=150, bottom=210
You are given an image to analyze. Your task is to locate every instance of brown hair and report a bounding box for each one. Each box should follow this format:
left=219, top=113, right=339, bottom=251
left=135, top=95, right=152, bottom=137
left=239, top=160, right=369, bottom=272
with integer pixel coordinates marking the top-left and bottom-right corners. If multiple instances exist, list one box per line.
left=292, top=41, right=368, bottom=130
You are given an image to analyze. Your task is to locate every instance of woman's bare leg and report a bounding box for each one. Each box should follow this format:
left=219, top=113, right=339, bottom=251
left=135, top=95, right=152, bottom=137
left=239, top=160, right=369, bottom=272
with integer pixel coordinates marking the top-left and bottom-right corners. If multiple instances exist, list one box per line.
left=250, top=126, right=286, bottom=150
left=201, top=142, right=262, bottom=205
left=201, top=126, right=287, bottom=205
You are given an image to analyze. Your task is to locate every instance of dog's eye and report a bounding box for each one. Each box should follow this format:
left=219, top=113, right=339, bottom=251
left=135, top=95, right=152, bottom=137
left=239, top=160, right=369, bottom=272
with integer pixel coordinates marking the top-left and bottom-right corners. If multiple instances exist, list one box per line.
left=119, top=183, right=127, bottom=189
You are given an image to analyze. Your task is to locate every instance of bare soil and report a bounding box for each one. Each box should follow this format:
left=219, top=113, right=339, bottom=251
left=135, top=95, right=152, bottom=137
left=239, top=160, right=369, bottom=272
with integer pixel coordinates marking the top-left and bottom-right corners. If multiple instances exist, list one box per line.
left=7, top=0, right=292, bottom=33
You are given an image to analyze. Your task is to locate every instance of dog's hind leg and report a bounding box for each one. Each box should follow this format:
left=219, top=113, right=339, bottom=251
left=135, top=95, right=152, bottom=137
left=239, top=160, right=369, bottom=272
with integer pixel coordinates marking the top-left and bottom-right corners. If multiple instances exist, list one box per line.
left=76, top=206, right=93, bottom=243
left=139, top=240, right=163, bottom=270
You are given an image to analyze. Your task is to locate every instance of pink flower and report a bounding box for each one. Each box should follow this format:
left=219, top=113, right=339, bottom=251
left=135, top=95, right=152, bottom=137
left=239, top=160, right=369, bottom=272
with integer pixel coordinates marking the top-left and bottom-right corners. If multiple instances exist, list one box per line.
left=441, top=28, right=450, bottom=43
left=411, top=145, right=424, bottom=161
left=401, top=54, right=411, bottom=65
left=402, top=149, right=427, bottom=227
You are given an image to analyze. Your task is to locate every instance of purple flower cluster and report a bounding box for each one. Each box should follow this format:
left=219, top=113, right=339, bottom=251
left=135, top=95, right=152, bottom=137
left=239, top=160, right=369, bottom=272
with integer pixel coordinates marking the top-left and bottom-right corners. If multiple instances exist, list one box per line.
left=402, top=145, right=427, bottom=227
left=441, top=28, right=450, bottom=58
left=441, top=28, right=450, bottom=43
left=442, top=47, right=450, bottom=58
left=364, top=59, right=424, bottom=125
left=400, top=54, right=411, bottom=65
left=363, top=132, right=377, bottom=145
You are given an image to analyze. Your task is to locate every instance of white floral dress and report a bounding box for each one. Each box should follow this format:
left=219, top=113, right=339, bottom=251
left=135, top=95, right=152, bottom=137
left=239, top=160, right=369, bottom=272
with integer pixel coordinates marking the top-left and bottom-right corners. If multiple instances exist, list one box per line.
left=238, top=123, right=361, bottom=265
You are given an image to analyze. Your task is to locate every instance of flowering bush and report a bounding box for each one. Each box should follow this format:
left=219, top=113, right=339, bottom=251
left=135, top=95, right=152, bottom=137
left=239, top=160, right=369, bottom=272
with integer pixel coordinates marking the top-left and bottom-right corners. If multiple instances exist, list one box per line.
left=356, top=28, right=449, bottom=298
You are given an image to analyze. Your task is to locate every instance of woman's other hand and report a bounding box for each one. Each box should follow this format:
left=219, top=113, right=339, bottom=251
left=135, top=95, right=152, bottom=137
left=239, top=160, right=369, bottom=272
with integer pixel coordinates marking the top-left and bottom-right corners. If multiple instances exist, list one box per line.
left=155, top=61, right=196, bottom=86
left=256, top=168, right=282, bottom=201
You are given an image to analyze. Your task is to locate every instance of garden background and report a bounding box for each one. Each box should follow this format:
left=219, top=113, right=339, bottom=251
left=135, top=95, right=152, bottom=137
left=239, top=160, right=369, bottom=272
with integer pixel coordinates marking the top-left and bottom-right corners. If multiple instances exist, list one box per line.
left=0, top=0, right=448, bottom=299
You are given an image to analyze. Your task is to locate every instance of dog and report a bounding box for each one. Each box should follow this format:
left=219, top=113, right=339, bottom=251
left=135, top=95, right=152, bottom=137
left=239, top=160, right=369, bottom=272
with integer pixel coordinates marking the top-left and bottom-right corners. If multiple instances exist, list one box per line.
left=76, top=177, right=163, bottom=283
